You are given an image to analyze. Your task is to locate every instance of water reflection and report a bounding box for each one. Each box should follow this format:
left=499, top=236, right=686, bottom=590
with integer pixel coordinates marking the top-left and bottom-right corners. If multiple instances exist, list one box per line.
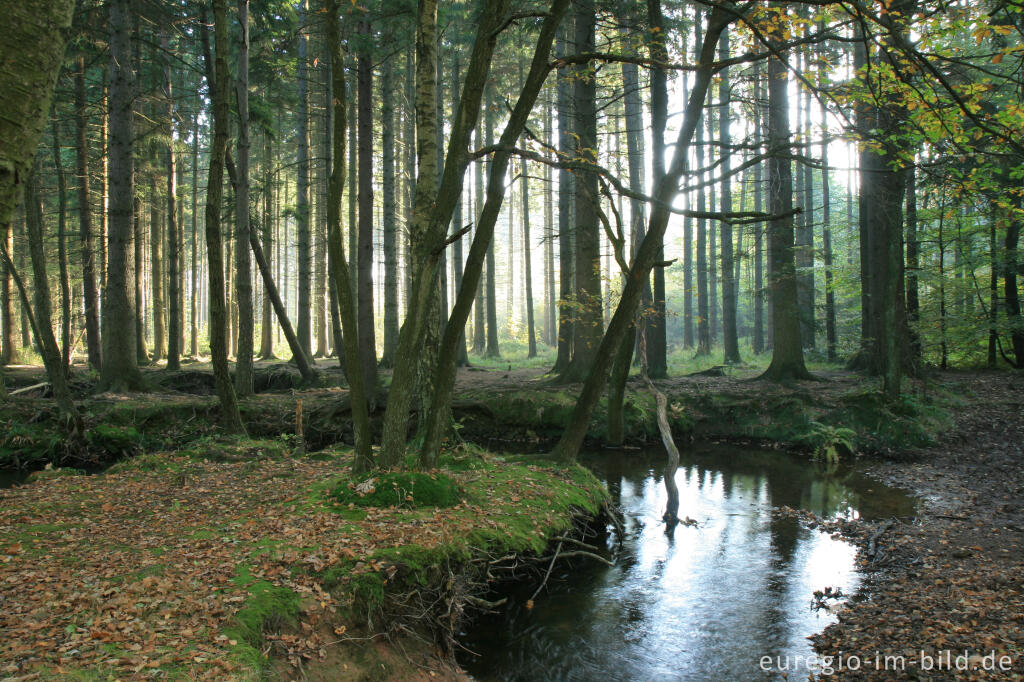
left=458, top=443, right=915, bottom=681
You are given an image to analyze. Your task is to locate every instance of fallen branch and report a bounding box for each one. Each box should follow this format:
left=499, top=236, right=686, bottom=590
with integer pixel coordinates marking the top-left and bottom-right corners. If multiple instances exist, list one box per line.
left=867, top=519, right=894, bottom=561
left=537, top=549, right=614, bottom=567
left=530, top=540, right=562, bottom=601
left=9, top=382, right=49, bottom=396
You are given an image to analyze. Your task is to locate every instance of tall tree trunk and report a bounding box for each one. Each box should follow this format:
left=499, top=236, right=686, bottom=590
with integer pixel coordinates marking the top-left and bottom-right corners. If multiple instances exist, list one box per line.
left=821, top=76, right=836, bottom=363
left=234, top=0, right=254, bottom=395
left=761, top=11, right=811, bottom=382
left=259, top=131, right=274, bottom=359
left=543, top=99, right=556, bottom=347
left=472, top=122, right=486, bottom=354
left=135, top=196, right=147, bottom=363
left=296, top=0, right=312, bottom=360
left=151, top=176, right=166, bottom=363
left=695, top=56, right=710, bottom=356
left=324, top=0, right=373, bottom=470
left=419, top=0, right=570, bottom=464
left=315, top=40, right=330, bottom=359
left=905, top=165, right=920, bottom=363
left=551, top=6, right=732, bottom=461
left=163, top=32, right=181, bottom=371
left=484, top=86, right=501, bottom=359
left=204, top=0, right=246, bottom=433
left=521, top=151, right=536, bottom=358
left=76, top=56, right=101, bottom=371
left=381, top=59, right=399, bottom=368
left=560, top=0, right=602, bottom=383
left=357, top=19, right=377, bottom=395
left=753, top=66, right=765, bottom=355
left=1005, top=219, right=1024, bottom=368
left=645, top=0, right=668, bottom=377
left=190, top=111, right=199, bottom=358
left=0, top=217, right=13, bottom=365
left=796, top=48, right=815, bottom=349
left=450, top=52, right=469, bottom=366
left=20, top=164, right=82, bottom=428
left=52, top=119, right=72, bottom=372
left=553, top=23, right=573, bottom=373
left=101, top=0, right=144, bottom=390
left=718, top=30, right=739, bottom=364
left=378, top=0, right=512, bottom=467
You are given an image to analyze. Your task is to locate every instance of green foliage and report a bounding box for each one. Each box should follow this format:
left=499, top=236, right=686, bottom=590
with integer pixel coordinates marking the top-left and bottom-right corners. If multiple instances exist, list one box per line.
left=330, top=471, right=461, bottom=509
left=804, top=421, right=857, bottom=466
left=0, top=423, right=63, bottom=468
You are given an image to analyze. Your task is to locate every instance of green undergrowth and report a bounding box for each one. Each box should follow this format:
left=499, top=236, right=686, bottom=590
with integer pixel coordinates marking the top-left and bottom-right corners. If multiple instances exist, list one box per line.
left=462, top=381, right=952, bottom=456
left=684, top=385, right=952, bottom=455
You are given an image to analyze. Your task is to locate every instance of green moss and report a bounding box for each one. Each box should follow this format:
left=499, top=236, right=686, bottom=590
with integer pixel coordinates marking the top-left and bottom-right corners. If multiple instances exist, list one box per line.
left=330, top=471, right=461, bottom=509
left=224, top=565, right=301, bottom=676
left=85, top=424, right=143, bottom=458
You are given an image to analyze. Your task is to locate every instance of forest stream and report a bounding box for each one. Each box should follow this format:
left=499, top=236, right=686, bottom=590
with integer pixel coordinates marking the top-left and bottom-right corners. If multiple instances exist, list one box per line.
left=459, top=443, right=916, bottom=681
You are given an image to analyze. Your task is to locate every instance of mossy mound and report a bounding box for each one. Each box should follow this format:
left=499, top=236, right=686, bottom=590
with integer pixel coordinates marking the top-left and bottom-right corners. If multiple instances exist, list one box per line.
left=330, top=471, right=461, bottom=509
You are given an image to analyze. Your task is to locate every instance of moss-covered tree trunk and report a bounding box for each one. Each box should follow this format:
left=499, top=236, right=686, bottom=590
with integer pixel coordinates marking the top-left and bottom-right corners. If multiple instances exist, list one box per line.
left=163, top=32, right=181, bottom=372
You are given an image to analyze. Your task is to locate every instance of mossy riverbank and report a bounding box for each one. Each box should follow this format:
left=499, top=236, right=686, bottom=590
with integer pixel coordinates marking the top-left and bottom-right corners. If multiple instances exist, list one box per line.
left=0, top=439, right=607, bottom=680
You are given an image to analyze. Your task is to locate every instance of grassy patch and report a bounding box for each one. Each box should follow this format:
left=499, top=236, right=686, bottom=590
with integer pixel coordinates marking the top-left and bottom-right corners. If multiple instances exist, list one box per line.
left=330, top=471, right=461, bottom=509
left=224, top=565, right=301, bottom=675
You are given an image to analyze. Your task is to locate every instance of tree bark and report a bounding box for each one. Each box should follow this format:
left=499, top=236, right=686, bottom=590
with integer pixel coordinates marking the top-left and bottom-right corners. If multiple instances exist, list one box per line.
left=234, top=0, right=254, bottom=395
left=645, top=0, right=668, bottom=378
left=419, top=0, right=570, bottom=464
left=76, top=56, right=101, bottom=371
left=553, top=23, right=573, bottom=373
left=377, top=0, right=512, bottom=467
left=761, top=12, right=812, bottom=383
left=560, top=0, right=602, bottom=384
left=718, top=30, right=740, bottom=365
left=204, top=0, right=246, bottom=433
left=163, top=32, right=181, bottom=372
left=296, top=0, right=313, bottom=361
left=381, top=59, right=399, bottom=369
left=550, top=6, right=732, bottom=462
left=357, top=19, right=377, bottom=395
left=101, top=0, right=144, bottom=390
left=52, top=118, right=72, bottom=373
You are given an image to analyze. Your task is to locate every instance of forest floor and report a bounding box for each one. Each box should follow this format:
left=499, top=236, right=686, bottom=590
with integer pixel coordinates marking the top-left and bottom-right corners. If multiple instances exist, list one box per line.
left=0, top=437, right=607, bottom=680
left=811, top=370, right=1024, bottom=680
left=0, top=358, right=1021, bottom=679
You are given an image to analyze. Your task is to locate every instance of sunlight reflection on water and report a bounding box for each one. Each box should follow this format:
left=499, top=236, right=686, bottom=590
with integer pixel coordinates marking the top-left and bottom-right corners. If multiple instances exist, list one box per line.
left=458, top=443, right=915, bottom=681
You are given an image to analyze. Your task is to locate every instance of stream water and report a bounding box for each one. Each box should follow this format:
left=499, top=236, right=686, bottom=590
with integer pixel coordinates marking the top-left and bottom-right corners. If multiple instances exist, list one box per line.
left=458, top=443, right=916, bottom=681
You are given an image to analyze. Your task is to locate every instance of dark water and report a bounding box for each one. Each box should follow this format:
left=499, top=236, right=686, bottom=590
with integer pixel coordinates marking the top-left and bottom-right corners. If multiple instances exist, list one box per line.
left=458, top=443, right=916, bottom=681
